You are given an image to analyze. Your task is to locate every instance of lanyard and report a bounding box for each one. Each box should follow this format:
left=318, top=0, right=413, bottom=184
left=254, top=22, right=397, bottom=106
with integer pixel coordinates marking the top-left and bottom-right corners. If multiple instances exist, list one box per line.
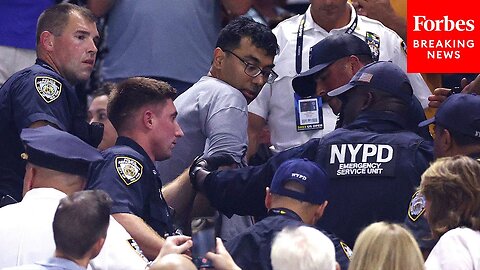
left=268, top=208, right=303, bottom=221
left=295, top=13, right=359, bottom=74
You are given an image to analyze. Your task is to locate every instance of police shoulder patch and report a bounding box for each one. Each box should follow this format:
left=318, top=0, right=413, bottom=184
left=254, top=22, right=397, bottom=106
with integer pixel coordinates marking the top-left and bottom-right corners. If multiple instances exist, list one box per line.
left=401, top=40, right=407, bottom=55
left=408, top=190, right=425, bottom=222
left=35, top=76, right=62, bottom=103
left=365, top=31, right=380, bottom=61
left=115, top=156, right=143, bottom=185
left=127, top=238, right=148, bottom=261
left=340, top=241, right=353, bottom=260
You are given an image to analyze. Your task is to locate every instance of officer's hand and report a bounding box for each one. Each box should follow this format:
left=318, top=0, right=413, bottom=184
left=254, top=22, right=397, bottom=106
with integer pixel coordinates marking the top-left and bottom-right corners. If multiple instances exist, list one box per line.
left=189, top=154, right=236, bottom=192
left=428, top=88, right=451, bottom=108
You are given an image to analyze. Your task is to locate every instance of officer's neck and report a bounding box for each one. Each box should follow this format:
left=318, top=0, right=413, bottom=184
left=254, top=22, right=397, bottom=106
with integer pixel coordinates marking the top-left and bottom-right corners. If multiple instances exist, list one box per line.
left=310, top=2, right=352, bottom=32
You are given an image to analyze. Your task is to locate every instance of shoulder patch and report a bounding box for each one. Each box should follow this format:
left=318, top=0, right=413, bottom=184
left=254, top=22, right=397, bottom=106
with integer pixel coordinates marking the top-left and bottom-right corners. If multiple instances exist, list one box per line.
left=127, top=238, right=148, bottom=261
left=365, top=31, right=380, bottom=61
left=340, top=241, right=353, bottom=260
left=115, top=156, right=143, bottom=185
left=408, top=190, right=425, bottom=222
left=35, top=76, right=62, bottom=103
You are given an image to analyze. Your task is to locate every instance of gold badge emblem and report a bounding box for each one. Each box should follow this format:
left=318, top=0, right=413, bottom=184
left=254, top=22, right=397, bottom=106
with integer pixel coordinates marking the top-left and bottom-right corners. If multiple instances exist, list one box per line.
left=35, top=76, right=62, bottom=103
left=340, top=241, right=353, bottom=260
left=115, top=156, right=143, bottom=185
left=408, top=190, right=425, bottom=222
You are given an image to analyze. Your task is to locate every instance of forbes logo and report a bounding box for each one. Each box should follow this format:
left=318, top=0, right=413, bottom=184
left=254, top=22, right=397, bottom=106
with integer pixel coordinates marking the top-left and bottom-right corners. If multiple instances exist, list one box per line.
left=413, top=16, right=475, bottom=32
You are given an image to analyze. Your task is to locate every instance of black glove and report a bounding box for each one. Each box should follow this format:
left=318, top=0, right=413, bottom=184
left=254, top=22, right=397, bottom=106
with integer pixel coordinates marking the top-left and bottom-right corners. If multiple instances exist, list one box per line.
left=189, top=154, right=237, bottom=191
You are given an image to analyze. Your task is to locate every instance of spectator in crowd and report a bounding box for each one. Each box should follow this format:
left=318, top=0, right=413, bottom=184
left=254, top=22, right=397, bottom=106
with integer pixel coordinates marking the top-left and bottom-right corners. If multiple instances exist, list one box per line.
left=247, top=0, right=432, bottom=161
left=420, top=156, right=480, bottom=270
left=0, top=126, right=147, bottom=269
left=87, top=82, right=118, bottom=150
left=243, top=0, right=294, bottom=29
left=0, top=3, right=103, bottom=203
left=0, top=1, right=55, bottom=86
left=86, top=0, right=252, bottom=95
left=271, top=226, right=339, bottom=270
left=156, top=17, right=278, bottom=241
left=88, top=77, right=194, bottom=260
left=190, top=61, right=433, bottom=246
left=405, top=93, right=480, bottom=257
left=225, top=158, right=350, bottom=270
left=3, top=190, right=113, bottom=270
left=348, top=222, right=424, bottom=270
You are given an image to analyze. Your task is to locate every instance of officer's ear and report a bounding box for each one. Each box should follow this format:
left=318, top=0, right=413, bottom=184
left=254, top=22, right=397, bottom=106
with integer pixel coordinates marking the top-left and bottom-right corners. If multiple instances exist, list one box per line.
left=39, top=31, right=55, bottom=52
left=314, top=200, right=328, bottom=221
left=22, top=163, right=37, bottom=196
left=212, top=47, right=226, bottom=70
left=440, top=128, right=454, bottom=153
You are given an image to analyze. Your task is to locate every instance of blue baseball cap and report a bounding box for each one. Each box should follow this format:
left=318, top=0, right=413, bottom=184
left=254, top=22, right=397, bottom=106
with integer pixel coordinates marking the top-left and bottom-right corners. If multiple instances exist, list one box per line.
left=328, top=61, right=413, bottom=105
left=270, top=158, right=330, bottom=205
left=418, top=93, right=480, bottom=138
left=20, top=125, right=103, bottom=177
left=292, top=34, right=373, bottom=97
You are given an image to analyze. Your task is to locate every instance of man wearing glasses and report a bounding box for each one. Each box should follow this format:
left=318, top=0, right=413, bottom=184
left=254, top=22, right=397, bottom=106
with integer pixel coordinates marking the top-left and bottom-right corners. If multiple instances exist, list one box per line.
left=156, top=17, right=278, bottom=240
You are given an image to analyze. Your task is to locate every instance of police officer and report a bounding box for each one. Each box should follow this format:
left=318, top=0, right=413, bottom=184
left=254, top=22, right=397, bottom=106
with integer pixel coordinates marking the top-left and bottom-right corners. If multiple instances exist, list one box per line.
left=405, top=93, right=480, bottom=258
left=0, top=3, right=103, bottom=204
left=88, top=77, right=186, bottom=260
left=191, top=61, right=434, bottom=246
left=0, top=125, right=147, bottom=269
left=225, top=158, right=351, bottom=270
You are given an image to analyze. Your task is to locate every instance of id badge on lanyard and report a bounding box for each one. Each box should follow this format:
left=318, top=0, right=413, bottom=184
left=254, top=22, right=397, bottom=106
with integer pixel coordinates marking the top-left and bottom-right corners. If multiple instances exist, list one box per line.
left=294, top=93, right=323, bottom=131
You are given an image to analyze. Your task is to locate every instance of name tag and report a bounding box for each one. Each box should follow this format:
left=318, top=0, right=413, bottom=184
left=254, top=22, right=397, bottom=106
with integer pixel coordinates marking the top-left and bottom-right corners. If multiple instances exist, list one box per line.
left=327, top=143, right=396, bottom=177
left=294, top=93, right=323, bottom=132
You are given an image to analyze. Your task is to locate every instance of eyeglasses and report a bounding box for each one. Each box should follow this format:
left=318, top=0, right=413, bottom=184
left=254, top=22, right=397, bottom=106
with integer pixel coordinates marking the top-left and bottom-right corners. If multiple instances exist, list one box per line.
left=224, top=50, right=278, bottom=84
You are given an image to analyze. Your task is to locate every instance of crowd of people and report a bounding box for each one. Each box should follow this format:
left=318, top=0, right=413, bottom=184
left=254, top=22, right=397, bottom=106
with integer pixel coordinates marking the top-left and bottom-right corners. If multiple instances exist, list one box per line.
left=1, top=1, right=480, bottom=270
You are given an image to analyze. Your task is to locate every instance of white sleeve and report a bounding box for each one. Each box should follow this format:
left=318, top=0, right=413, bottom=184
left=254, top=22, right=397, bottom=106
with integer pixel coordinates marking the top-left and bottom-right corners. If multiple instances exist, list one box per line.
left=425, top=229, right=475, bottom=270
left=248, top=83, right=272, bottom=120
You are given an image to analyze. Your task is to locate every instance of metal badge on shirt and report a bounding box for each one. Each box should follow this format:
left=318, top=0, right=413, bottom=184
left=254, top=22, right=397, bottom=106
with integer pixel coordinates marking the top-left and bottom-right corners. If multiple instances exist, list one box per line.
left=115, top=156, right=143, bottom=185
left=294, top=93, right=323, bottom=132
left=327, top=143, right=396, bottom=177
left=34, top=76, right=62, bottom=103
left=365, top=32, right=380, bottom=61
left=408, top=190, right=425, bottom=222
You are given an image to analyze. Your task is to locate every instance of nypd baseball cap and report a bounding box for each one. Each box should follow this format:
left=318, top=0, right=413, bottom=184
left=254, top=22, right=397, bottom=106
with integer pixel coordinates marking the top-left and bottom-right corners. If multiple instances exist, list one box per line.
left=418, top=93, right=480, bottom=139
left=328, top=61, right=413, bottom=104
left=270, top=158, right=330, bottom=205
left=20, top=125, right=103, bottom=177
left=292, top=34, right=373, bottom=97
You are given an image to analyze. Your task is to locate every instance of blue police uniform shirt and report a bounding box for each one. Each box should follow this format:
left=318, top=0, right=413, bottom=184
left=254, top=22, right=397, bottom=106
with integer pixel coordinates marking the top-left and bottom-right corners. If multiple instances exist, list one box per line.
left=225, top=208, right=351, bottom=270
left=202, top=111, right=433, bottom=246
left=0, top=59, right=89, bottom=201
left=88, top=136, right=174, bottom=236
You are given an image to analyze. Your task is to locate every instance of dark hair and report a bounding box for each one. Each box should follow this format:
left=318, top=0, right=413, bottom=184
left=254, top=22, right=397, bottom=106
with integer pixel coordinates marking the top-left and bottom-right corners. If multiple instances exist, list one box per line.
left=91, top=82, right=116, bottom=99
left=108, top=77, right=176, bottom=132
left=216, top=17, right=278, bottom=58
left=420, top=155, right=480, bottom=238
left=53, top=190, right=112, bottom=259
left=36, top=3, right=97, bottom=45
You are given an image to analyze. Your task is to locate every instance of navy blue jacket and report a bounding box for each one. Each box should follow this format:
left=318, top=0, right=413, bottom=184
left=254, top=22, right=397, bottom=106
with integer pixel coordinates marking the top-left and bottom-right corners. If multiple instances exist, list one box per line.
left=226, top=208, right=351, bottom=270
left=203, top=111, right=434, bottom=246
left=0, top=59, right=89, bottom=201
left=88, top=136, right=174, bottom=236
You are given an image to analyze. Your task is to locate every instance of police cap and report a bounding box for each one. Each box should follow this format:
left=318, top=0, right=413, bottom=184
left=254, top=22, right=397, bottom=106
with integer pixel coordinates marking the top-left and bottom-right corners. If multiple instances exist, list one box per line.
left=20, top=125, right=103, bottom=177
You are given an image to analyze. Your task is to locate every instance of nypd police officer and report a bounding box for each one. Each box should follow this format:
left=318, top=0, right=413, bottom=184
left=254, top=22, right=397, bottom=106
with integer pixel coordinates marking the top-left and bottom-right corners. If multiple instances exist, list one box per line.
left=191, top=61, right=434, bottom=246
left=88, top=77, right=187, bottom=260
left=0, top=3, right=103, bottom=204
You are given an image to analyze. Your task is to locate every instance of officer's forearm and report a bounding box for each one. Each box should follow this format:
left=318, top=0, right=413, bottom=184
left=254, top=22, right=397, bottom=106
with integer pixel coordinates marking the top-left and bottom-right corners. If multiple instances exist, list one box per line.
left=162, top=170, right=197, bottom=227
left=112, top=213, right=164, bottom=260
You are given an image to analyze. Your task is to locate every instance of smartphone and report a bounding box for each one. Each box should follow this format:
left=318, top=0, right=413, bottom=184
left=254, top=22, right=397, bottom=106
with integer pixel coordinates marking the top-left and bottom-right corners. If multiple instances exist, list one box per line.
left=191, top=217, right=216, bottom=269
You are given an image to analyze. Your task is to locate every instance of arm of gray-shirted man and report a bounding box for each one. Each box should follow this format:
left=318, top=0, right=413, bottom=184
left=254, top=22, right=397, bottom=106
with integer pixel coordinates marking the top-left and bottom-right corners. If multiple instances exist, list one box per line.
left=86, top=0, right=116, bottom=18
left=112, top=213, right=165, bottom=260
left=356, top=0, right=407, bottom=41
left=246, top=112, right=268, bottom=162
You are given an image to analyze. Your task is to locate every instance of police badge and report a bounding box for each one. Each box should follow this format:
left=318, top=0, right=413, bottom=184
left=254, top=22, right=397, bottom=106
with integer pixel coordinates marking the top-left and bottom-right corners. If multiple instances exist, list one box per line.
left=407, top=191, right=425, bottom=222
left=115, top=156, right=143, bottom=185
left=365, top=32, right=380, bottom=61
left=35, top=76, right=62, bottom=103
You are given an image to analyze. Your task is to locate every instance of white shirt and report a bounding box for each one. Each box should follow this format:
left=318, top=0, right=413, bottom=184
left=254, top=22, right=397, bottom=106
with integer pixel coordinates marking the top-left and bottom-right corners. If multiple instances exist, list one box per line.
left=248, top=4, right=432, bottom=152
left=0, top=188, right=147, bottom=270
left=426, top=227, right=480, bottom=270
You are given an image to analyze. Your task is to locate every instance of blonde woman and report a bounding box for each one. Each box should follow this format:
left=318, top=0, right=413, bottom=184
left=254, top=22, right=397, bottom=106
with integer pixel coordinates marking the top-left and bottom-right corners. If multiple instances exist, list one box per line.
left=420, top=155, right=480, bottom=270
left=348, top=222, right=424, bottom=270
